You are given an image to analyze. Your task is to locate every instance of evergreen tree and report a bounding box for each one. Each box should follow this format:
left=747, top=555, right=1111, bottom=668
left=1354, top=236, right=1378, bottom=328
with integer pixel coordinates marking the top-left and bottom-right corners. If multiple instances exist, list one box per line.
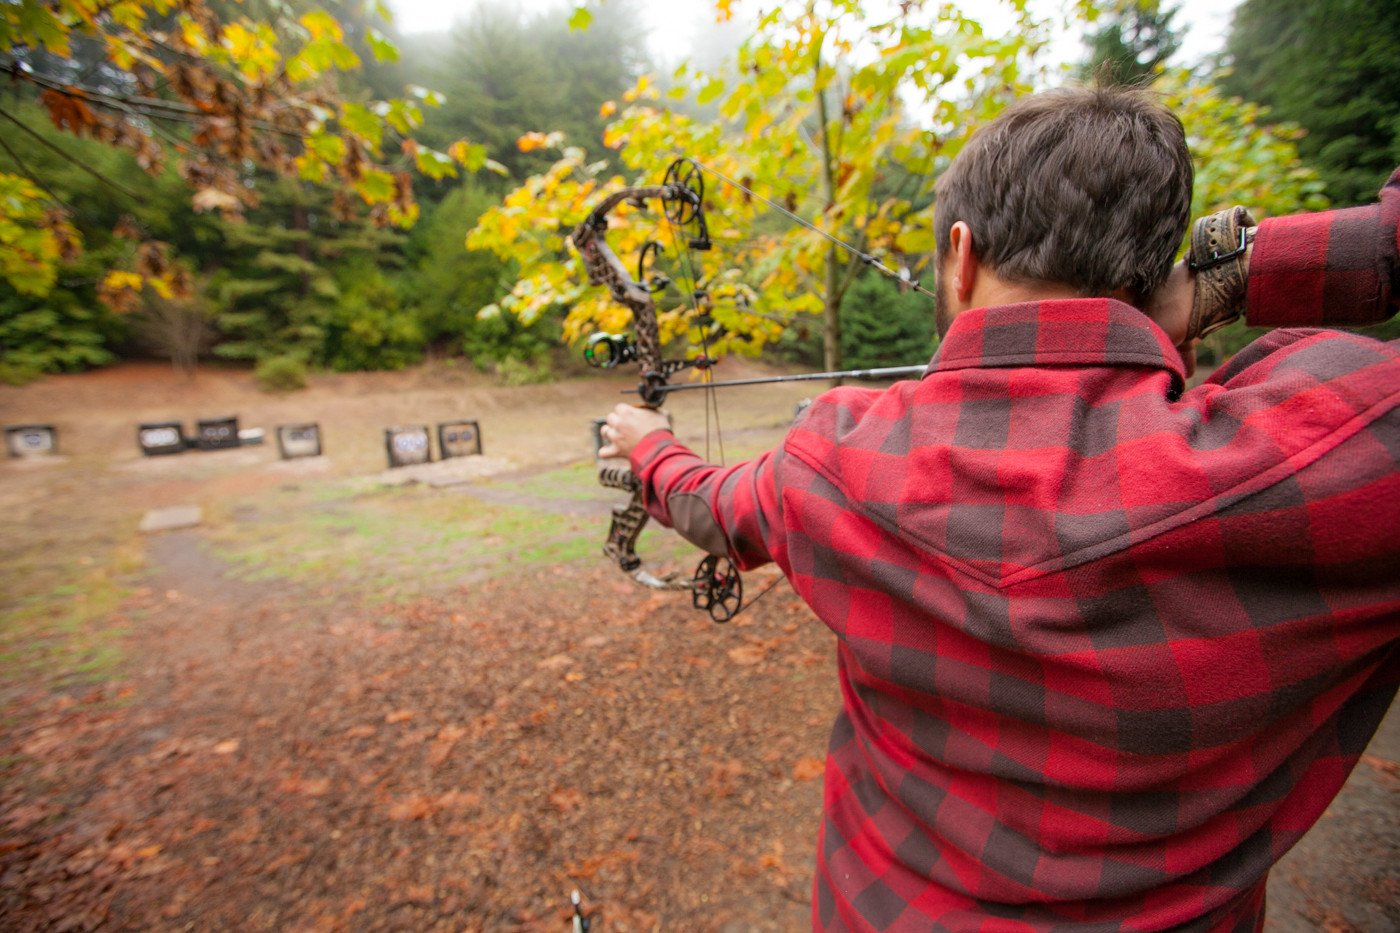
left=0, top=288, right=117, bottom=384
left=1221, top=0, right=1400, bottom=206
left=404, top=184, right=523, bottom=359
left=414, top=0, right=648, bottom=179
left=1081, top=1, right=1182, bottom=87
left=838, top=274, right=936, bottom=371
left=0, top=101, right=219, bottom=378
left=207, top=175, right=411, bottom=369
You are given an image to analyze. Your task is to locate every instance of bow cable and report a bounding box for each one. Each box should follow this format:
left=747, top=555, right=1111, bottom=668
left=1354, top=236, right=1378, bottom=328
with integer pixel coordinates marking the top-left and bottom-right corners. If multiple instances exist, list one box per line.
left=658, top=160, right=727, bottom=466
left=682, top=158, right=939, bottom=302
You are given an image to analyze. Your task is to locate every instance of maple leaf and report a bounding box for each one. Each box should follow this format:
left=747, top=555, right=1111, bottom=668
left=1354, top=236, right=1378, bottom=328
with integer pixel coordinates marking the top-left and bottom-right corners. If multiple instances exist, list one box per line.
left=792, top=756, right=825, bottom=781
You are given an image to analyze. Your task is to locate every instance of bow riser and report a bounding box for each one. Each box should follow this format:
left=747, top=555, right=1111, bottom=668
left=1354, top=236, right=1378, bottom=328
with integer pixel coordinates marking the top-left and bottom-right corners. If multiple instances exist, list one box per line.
left=572, top=233, right=664, bottom=396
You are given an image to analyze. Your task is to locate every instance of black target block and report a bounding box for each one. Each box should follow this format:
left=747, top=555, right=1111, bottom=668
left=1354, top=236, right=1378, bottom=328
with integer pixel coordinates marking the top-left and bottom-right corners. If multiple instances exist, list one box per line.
left=276, top=423, right=322, bottom=459
left=138, top=421, right=186, bottom=456
left=195, top=417, right=240, bottom=451
left=385, top=425, right=432, bottom=468
left=437, top=420, right=482, bottom=459
left=5, top=424, right=57, bottom=458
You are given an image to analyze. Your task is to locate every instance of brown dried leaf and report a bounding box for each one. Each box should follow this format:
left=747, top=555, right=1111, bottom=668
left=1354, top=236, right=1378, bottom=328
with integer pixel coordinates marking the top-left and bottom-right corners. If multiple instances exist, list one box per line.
left=278, top=776, right=331, bottom=797
left=548, top=787, right=584, bottom=812
left=564, top=848, right=639, bottom=879
left=387, top=794, right=434, bottom=822
left=192, top=188, right=241, bottom=213
left=402, top=883, right=434, bottom=904
left=792, top=756, right=825, bottom=781
left=435, top=790, right=482, bottom=813
left=1361, top=753, right=1400, bottom=777
left=41, top=88, right=98, bottom=135
left=426, top=724, right=467, bottom=767
left=728, top=644, right=767, bottom=666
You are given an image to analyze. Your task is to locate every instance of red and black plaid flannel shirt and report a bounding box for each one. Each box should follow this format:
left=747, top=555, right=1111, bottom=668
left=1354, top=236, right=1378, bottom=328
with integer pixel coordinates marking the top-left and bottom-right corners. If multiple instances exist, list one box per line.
left=629, top=169, right=1400, bottom=932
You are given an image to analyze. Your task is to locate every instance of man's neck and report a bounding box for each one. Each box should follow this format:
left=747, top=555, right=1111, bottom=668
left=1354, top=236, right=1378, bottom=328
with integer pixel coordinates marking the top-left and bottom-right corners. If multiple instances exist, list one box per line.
left=968, top=277, right=1088, bottom=311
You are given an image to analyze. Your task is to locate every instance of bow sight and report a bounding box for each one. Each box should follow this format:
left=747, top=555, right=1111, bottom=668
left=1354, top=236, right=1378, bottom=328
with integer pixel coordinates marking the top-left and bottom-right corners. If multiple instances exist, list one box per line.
left=583, top=332, right=638, bottom=369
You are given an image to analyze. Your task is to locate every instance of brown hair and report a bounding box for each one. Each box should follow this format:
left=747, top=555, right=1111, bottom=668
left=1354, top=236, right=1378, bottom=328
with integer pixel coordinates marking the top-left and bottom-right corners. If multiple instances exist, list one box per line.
left=934, top=86, right=1193, bottom=305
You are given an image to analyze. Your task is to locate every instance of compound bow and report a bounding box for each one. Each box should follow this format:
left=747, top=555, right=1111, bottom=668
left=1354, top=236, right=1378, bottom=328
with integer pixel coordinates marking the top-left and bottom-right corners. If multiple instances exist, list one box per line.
left=572, top=157, right=939, bottom=623
left=571, top=157, right=744, bottom=623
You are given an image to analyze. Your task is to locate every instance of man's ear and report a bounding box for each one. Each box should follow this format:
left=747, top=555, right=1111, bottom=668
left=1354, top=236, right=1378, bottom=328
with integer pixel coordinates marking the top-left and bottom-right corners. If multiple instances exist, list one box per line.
left=949, top=221, right=976, bottom=302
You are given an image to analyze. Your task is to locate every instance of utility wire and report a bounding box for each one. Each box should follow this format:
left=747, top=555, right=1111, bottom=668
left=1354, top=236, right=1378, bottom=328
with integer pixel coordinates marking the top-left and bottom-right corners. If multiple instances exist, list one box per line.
left=0, top=106, right=142, bottom=202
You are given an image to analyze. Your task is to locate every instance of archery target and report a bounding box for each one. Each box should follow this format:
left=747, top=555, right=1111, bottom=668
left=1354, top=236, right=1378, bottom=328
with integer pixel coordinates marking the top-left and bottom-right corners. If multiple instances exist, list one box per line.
left=437, top=420, right=482, bottom=459
left=385, top=425, right=432, bottom=467
left=196, top=417, right=241, bottom=451
left=138, top=422, right=187, bottom=456
left=277, top=423, right=322, bottom=459
left=5, top=424, right=57, bottom=458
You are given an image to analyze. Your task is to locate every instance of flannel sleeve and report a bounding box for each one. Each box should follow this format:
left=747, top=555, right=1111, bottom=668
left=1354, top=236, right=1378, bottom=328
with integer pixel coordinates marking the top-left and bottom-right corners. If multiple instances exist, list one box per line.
left=628, top=429, right=788, bottom=572
left=1246, top=166, right=1400, bottom=327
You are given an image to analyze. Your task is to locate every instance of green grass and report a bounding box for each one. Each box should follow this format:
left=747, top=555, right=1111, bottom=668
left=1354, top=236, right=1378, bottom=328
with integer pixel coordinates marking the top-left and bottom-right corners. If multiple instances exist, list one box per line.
left=0, top=452, right=725, bottom=694
left=0, top=565, right=137, bottom=692
left=207, top=478, right=604, bottom=599
left=512, top=461, right=605, bottom=501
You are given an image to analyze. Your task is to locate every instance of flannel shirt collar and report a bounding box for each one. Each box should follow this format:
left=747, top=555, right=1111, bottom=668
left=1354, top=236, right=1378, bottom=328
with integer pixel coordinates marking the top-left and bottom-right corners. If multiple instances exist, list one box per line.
left=928, top=297, right=1187, bottom=393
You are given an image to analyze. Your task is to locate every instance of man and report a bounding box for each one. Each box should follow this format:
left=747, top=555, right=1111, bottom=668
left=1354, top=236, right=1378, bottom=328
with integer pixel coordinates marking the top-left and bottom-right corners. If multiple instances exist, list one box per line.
left=599, top=86, right=1400, bottom=931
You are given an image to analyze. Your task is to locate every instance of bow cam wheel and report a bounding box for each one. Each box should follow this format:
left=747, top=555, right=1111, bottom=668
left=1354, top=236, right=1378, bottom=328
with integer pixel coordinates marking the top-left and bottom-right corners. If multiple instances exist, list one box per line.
left=692, top=554, right=742, bottom=623
left=662, top=158, right=705, bottom=226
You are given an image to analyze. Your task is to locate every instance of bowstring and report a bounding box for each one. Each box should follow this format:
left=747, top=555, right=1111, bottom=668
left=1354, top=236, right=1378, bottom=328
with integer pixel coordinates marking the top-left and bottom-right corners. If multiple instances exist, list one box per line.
left=660, top=191, right=726, bottom=466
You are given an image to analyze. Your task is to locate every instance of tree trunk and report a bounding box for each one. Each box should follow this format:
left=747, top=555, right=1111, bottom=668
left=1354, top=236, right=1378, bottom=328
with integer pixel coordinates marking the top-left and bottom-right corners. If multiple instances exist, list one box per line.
left=814, top=33, right=842, bottom=385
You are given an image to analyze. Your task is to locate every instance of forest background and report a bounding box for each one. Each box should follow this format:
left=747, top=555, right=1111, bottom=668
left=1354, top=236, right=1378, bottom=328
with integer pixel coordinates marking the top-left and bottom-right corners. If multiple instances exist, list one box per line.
left=2, top=0, right=1398, bottom=391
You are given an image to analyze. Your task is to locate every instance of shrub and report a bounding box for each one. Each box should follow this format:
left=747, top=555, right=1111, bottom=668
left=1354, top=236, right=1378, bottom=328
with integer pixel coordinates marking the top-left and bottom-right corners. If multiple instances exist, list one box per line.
left=255, top=354, right=308, bottom=392
left=492, top=355, right=553, bottom=386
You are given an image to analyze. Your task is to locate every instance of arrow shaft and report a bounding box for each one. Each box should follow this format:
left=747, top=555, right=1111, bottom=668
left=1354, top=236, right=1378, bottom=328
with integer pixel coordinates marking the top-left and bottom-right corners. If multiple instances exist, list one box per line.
left=625, top=364, right=929, bottom=397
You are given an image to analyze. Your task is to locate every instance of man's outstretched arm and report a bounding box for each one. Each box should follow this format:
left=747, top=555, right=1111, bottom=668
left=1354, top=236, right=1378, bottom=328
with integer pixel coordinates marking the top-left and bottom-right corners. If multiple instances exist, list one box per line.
left=1149, top=166, right=1400, bottom=345
left=599, top=403, right=785, bottom=571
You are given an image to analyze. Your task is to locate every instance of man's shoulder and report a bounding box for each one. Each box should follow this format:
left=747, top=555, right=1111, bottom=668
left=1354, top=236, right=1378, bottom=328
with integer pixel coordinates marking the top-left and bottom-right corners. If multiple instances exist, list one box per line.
left=784, top=381, right=920, bottom=464
left=1206, top=327, right=1400, bottom=397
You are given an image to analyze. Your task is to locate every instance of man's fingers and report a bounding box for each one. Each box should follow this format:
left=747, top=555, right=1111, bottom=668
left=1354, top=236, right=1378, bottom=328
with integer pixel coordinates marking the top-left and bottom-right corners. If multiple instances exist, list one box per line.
left=598, top=417, right=624, bottom=459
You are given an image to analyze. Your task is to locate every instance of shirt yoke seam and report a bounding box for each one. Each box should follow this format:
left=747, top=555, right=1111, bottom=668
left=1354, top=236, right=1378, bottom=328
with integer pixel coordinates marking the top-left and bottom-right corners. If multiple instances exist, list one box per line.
left=784, top=387, right=1400, bottom=591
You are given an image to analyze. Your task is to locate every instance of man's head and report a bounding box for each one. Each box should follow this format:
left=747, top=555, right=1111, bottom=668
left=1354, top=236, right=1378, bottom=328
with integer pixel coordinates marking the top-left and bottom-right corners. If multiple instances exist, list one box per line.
left=933, top=86, right=1193, bottom=334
